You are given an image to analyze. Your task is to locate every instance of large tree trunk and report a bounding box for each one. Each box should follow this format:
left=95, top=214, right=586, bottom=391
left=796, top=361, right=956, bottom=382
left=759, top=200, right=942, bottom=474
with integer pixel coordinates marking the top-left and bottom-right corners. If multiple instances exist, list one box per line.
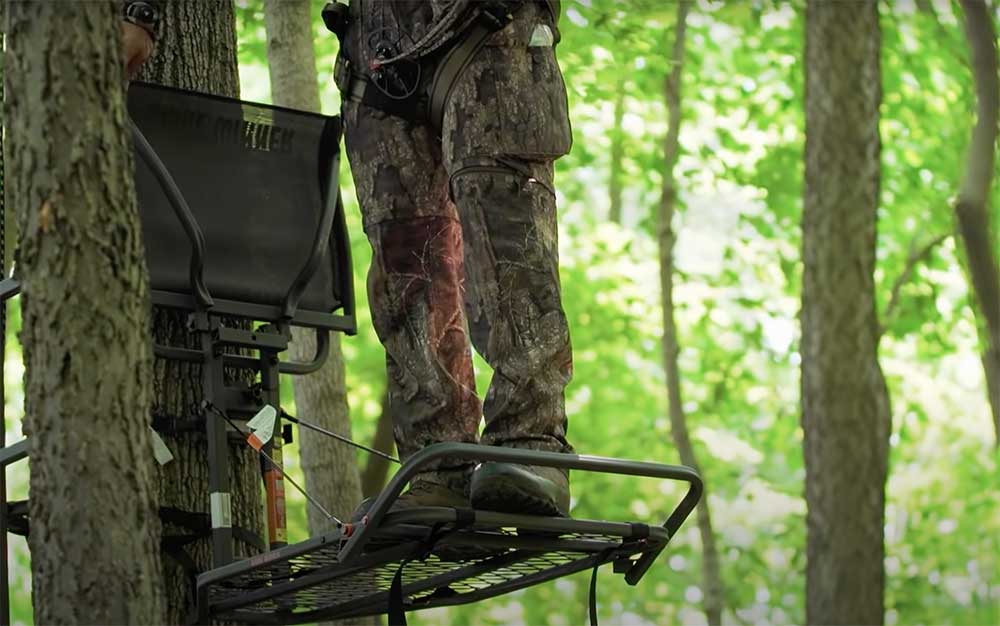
left=263, top=0, right=365, bottom=530
left=4, top=2, right=164, bottom=623
left=802, top=2, right=890, bottom=624
left=656, top=4, right=724, bottom=625
left=954, top=0, right=1000, bottom=447
left=136, top=3, right=265, bottom=623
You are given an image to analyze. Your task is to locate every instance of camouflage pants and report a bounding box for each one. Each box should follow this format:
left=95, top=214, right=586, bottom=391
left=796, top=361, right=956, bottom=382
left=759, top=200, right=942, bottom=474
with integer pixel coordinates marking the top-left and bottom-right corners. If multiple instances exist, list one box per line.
left=343, top=2, right=575, bottom=480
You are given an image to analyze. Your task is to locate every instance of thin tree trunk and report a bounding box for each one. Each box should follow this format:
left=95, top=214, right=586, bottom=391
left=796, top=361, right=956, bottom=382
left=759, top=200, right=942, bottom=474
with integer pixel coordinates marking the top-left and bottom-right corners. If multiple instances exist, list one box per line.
left=137, top=3, right=266, bottom=623
left=361, top=390, right=396, bottom=499
left=802, top=2, right=890, bottom=624
left=609, top=75, right=626, bottom=224
left=4, top=2, right=164, bottom=622
left=263, top=0, right=365, bottom=529
left=955, top=0, right=1000, bottom=447
left=656, top=4, right=724, bottom=625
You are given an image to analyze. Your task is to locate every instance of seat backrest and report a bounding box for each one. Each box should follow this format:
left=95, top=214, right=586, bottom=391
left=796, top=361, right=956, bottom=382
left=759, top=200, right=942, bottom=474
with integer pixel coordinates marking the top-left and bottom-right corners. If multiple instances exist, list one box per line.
left=127, top=82, right=351, bottom=326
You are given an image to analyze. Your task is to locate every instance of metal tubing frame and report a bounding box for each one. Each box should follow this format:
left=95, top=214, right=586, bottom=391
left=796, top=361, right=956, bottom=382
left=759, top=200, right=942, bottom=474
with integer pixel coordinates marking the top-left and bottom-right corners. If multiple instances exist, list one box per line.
left=199, top=315, right=234, bottom=567
left=151, top=290, right=355, bottom=334
left=281, top=160, right=340, bottom=321
left=0, top=441, right=28, bottom=469
left=152, top=328, right=330, bottom=376
left=130, top=121, right=213, bottom=308
left=338, top=442, right=703, bottom=584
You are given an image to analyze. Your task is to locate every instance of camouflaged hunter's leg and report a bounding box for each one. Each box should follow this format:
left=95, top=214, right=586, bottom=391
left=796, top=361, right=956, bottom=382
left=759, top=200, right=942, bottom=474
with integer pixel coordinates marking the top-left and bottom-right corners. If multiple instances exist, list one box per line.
left=442, top=2, right=575, bottom=455
left=342, top=102, right=481, bottom=487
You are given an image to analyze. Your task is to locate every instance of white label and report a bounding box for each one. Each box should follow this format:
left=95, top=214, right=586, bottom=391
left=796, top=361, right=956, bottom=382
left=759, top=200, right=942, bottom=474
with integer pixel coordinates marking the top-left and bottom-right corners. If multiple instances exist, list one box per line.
left=529, top=24, right=555, bottom=47
left=210, top=492, right=232, bottom=529
left=246, top=405, right=278, bottom=446
left=149, top=428, right=174, bottom=466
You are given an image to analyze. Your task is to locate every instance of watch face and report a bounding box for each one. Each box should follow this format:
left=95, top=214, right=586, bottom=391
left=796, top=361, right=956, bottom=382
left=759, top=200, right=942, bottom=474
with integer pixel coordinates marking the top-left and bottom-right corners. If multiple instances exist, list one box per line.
left=127, top=2, right=159, bottom=26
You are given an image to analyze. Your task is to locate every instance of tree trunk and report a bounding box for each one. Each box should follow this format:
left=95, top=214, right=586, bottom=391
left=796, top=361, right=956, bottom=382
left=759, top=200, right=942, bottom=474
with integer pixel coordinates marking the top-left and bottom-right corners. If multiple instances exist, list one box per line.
left=609, top=75, right=626, bottom=224
left=656, top=4, right=724, bottom=625
left=954, top=0, right=1000, bottom=447
left=802, top=2, right=890, bottom=624
left=263, top=0, right=365, bottom=529
left=136, top=3, right=266, bottom=624
left=361, top=391, right=396, bottom=499
left=4, top=2, right=164, bottom=623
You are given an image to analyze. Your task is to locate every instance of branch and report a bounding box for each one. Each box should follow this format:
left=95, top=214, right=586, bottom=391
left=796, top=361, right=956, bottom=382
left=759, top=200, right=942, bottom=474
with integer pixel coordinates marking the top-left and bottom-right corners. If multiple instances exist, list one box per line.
left=881, top=232, right=951, bottom=334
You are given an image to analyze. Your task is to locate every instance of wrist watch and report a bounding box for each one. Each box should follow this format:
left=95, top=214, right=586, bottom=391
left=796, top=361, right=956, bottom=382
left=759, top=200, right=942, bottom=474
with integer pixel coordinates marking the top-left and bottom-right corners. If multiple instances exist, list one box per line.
left=123, top=1, right=162, bottom=39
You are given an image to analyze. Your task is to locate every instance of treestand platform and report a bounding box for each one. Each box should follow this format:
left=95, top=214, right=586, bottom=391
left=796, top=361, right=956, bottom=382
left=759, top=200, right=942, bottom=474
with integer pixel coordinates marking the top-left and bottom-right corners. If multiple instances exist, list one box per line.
left=196, top=443, right=702, bottom=625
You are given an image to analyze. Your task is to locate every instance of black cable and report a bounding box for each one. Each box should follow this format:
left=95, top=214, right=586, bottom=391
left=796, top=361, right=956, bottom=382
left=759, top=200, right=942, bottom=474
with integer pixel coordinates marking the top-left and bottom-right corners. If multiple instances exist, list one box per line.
left=281, top=411, right=400, bottom=463
left=203, top=403, right=343, bottom=526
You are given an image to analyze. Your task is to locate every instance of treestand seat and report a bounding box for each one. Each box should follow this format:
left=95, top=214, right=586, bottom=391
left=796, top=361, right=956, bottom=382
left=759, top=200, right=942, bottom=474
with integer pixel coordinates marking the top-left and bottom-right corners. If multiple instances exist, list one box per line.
left=196, top=443, right=702, bottom=625
left=129, top=81, right=353, bottom=327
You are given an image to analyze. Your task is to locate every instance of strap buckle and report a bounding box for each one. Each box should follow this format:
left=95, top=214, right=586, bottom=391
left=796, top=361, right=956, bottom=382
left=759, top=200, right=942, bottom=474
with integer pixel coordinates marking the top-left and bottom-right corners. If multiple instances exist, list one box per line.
left=479, top=1, right=518, bottom=30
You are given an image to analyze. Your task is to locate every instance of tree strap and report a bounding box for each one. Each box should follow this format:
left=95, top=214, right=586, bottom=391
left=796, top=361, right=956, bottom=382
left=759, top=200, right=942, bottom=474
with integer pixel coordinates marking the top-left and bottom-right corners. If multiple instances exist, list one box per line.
left=159, top=506, right=267, bottom=615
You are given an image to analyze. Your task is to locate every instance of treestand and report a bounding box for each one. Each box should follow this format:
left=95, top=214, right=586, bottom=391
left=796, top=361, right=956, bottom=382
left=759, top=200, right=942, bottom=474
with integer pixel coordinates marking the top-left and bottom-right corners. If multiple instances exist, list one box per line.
left=0, top=84, right=701, bottom=625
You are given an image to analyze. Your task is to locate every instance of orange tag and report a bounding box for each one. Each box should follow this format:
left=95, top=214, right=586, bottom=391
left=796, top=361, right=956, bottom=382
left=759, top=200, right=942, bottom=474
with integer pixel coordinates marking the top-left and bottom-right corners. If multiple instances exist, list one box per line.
left=247, top=433, right=264, bottom=451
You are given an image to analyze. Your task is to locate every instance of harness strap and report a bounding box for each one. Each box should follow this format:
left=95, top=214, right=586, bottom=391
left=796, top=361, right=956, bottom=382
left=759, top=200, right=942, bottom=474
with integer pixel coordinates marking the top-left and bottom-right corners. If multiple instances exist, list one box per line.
left=387, top=509, right=477, bottom=626
left=588, top=548, right=616, bottom=626
left=159, top=505, right=267, bottom=617
left=589, top=560, right=600, bottom=626
left=427, top=9, right=509, bottom=132
left=338, top=0, right=557, bottom=132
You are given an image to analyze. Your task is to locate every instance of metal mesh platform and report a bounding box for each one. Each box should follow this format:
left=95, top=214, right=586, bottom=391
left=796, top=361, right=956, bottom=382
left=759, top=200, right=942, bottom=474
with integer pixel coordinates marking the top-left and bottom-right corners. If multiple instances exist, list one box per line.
left=199, top=510, right=671, bottom=624
left=196, top=443, right=702, bottom=625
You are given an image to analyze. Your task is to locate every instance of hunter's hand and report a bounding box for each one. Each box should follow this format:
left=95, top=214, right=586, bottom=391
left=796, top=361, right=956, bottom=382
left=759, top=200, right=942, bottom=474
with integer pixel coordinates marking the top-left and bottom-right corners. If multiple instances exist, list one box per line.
left=122, top=22, right=154, bottom=79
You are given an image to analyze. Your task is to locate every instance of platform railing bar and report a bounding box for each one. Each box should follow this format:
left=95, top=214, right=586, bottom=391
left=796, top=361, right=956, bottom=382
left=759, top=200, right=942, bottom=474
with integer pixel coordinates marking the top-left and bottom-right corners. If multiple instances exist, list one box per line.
left=150, top=291, right=356, bottom=334
left=381, top=507, right=672, bottom=541
left=199, top=528, right=345, bottom=588
left=153, top=328, right=332, bottom=375
left=0, top=440, right=28, bottom=469
left=434, top=531, right=635, bottom=554
left=625, top=475, right=702, bottom=584
left=339, top=442, right=703, bottom=571
left=0, top=278, right=19, bottom=302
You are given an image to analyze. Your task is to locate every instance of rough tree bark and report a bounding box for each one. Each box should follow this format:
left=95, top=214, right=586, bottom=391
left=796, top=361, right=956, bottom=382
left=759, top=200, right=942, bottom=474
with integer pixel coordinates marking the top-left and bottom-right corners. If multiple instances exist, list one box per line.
left=954, top=0, right=1000, bottom=447
left=136, top=3, right=265, bottom=623
left=802, top=2, right=891, bottom=624
left=263, top=0, right=365, bottom=529
left=656, top=3, right=724, bottom=625
left=4, top=2, right=164, bottom=622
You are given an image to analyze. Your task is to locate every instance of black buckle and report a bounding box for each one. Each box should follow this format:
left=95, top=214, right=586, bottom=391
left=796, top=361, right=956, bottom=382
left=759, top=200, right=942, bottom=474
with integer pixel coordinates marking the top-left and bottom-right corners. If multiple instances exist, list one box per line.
left=479, top=1, right=516, bottom=30
left=322, top=2, right=352, bottom=41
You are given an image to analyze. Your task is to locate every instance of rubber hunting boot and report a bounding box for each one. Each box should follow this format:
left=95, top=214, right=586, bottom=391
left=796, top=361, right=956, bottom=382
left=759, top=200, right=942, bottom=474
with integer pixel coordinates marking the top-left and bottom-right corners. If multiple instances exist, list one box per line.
left=470, top=462, right=570, bottom=517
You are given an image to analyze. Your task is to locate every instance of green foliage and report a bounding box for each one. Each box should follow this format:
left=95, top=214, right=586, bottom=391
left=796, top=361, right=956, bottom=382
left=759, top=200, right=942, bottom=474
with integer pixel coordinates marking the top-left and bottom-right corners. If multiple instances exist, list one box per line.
left=2, top=1, right=998, bottom=624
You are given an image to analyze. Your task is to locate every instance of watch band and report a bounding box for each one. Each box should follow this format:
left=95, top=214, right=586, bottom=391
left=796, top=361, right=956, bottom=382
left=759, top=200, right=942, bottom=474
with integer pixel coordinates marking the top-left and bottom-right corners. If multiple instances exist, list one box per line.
left=123, top=1, right=161, bottom=39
